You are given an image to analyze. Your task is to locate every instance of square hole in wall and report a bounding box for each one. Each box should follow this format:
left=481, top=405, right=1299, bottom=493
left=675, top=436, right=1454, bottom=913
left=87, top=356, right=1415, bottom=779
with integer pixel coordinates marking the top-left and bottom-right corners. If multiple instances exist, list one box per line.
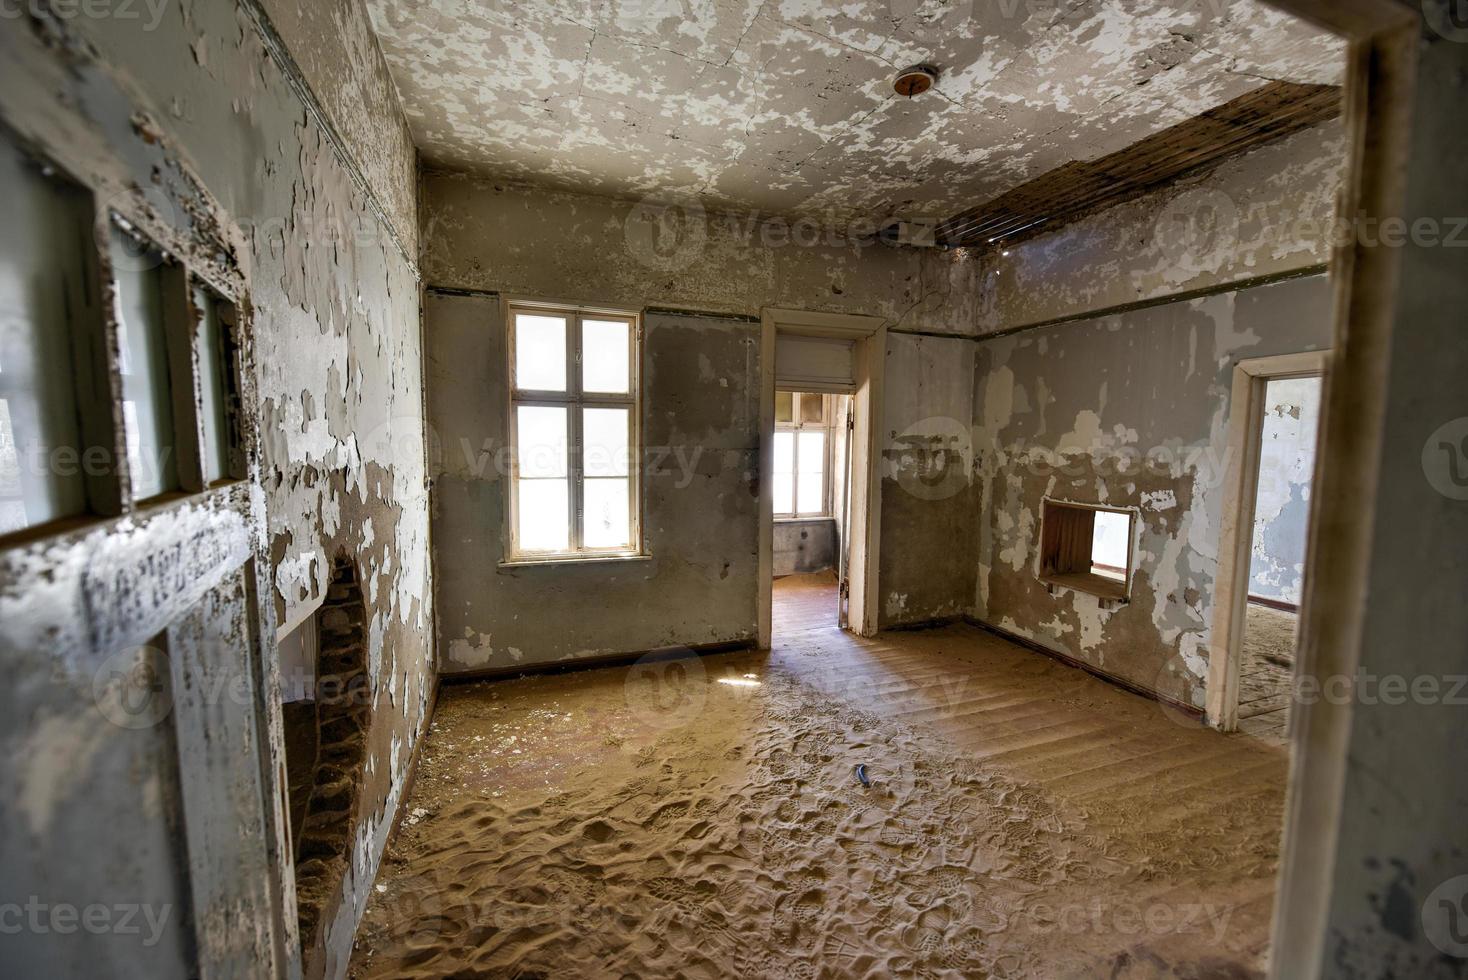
left=1037, top=498, right=1135, bottom=601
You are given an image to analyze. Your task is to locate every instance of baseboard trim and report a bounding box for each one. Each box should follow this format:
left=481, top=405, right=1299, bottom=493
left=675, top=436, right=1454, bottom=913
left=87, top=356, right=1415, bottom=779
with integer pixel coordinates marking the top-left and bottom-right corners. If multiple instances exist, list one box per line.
left=884, top=614, right=965, bottom=633
left=963, top=616, right=1205, bottom=722
left=438, top=638, right=758, bottom=686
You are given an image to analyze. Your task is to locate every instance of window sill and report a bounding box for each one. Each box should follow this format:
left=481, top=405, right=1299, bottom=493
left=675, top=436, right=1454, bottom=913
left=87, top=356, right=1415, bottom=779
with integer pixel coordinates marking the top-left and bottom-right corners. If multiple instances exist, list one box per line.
left=498, top=553, right=651, bottom=570
left=775, top=515, right=833, bottom=524
left=1039, top=572, right=1130, bottom=603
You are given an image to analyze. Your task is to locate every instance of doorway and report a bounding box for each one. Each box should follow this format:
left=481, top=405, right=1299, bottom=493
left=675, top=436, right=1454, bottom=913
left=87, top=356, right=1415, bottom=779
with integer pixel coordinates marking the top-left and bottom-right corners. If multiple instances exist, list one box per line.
left=758, top=309, right=885, bottom=647
left=1207, top=351, right=1327, bottom=741
left=770, top=390, right=851, bottom=636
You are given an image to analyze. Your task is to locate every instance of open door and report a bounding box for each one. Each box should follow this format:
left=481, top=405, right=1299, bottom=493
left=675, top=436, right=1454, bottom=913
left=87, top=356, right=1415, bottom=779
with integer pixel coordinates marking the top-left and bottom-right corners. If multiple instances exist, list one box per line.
left=758, top=308, right=885, bottom=647
left=837, top=399, right=855, bottom=630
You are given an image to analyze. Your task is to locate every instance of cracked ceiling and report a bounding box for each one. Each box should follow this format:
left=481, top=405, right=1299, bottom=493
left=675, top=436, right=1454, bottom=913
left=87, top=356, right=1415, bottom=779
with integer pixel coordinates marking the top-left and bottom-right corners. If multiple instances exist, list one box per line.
left=365, top=0, right=1344, bottom=225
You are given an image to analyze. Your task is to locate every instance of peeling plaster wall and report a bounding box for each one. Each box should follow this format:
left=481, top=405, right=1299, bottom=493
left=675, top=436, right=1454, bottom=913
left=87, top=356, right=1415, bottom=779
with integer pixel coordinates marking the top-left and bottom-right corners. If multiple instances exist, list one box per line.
left=975, top=121, right=1346, bottom=333
left=427, top=296, right=759, bottom=672
left=971, top=274, right=1332, bottom=708
left=255, top=0, right=418, bottom=254
left=1316, top=24, right=1468, bottom=975
left=0, top=3, right=432, bottom=976
left=1248, top=376, right=1320, bottom=606
left=421, top=173, right=980, bottom=336
left=881, top=333, right=978, bottom=627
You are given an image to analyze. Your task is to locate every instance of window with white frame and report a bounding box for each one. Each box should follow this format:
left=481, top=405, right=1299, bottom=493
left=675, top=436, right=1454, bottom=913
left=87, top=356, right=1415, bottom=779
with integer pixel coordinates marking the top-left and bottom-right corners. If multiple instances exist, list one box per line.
left=507, top=303, right=641, bottom=560
left=774, top=391, right=829, bottom=519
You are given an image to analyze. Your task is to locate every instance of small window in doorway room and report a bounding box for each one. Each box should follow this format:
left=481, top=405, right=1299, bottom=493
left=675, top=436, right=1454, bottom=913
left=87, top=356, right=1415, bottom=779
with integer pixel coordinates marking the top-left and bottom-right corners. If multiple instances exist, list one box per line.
left=774, top=392, right=829, bottom=519
left=1037, top=498, right=1136, bottom=601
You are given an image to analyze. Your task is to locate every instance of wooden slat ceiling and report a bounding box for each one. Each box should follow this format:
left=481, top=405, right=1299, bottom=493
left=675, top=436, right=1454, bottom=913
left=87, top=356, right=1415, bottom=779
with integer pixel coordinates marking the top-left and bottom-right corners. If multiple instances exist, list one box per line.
left=936, top=81, right=1342, bottom=249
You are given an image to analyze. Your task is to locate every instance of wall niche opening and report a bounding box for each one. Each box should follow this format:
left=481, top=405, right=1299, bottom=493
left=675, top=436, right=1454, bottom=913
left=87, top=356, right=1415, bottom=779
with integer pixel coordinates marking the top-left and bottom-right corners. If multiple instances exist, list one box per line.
left=278, top=554, right=372, bottom=965
left=1037, top=498, right=1136, bottom=602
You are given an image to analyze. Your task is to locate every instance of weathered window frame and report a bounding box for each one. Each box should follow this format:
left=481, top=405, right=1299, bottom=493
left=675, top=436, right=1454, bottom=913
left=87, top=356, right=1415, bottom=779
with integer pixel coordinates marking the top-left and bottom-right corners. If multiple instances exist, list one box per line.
left=0, top=139, right=249, bottom=548
left=773, top=391, right=832, bottom=520
left=504, top=300, right=643, bottom=563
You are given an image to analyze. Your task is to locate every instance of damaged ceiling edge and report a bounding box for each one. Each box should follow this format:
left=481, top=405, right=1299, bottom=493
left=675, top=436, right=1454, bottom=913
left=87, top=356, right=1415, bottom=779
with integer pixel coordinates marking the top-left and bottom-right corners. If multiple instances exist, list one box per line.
left=938, top=81, right=1343, bottom=248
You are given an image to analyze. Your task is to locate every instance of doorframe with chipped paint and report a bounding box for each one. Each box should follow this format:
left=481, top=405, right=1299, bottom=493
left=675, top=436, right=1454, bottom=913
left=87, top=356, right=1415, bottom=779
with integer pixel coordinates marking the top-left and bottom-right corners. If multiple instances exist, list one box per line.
left=1207, top=350, right=1328, bottom=732
left=1254, top=1, right=1421, bottom=976
left=758, top=308, right=886, bottom=645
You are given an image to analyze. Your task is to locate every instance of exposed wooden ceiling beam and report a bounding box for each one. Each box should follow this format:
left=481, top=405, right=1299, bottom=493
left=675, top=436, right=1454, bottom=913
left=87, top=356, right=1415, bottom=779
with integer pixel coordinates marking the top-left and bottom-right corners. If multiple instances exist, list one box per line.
left=937, top=81, right=1342, bottom=249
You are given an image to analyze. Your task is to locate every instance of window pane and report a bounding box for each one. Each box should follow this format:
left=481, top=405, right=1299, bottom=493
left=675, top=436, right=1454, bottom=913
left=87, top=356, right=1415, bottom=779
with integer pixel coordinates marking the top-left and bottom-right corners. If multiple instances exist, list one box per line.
left=582, top=319, right=630, bottom=393
left=0, top=140, right=90, bottom=533
left=775, top=391, right=793, bottom=424
left=516, top=406, right=566, bottom=478
left=194, top=287, right=232, bottom=483
left=112, top=224, right=179, bottom=500
left=584, top=477, right=630, bottom=548
left=773, top=431, right=794, bottom=514
left=797, top=431, right=824, bottom=514
left=1091, top=510, right=1131, bottom=574
left=515, top=313, right=566, bottom=391
left=517, top=477, right=568, bottom=552
left=799, top=392, right=824, bottom=424
left=583, top=407, right=629, bottom=477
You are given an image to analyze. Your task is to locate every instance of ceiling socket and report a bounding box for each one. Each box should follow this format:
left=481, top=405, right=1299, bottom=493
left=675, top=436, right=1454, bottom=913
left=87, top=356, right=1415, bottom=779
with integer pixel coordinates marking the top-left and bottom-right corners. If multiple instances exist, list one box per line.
left=893, top=64, right=939, bottom=98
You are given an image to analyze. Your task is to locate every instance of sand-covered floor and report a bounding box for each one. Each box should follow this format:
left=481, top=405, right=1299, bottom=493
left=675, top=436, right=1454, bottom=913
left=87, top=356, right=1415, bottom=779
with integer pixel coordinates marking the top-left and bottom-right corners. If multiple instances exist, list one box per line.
left=1237, top=603, right=1299, bottom=746
left=350, top=589, right=1288, bottom=978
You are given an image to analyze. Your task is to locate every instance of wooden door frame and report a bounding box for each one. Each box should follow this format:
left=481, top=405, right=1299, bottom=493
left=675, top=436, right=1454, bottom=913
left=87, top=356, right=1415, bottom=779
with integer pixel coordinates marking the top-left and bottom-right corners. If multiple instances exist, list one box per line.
left=1206, top=351, right=1328, bottom=732
left=758, top=308, right=886, bottom=646
left=1253, top=1, right=1420, bottom=977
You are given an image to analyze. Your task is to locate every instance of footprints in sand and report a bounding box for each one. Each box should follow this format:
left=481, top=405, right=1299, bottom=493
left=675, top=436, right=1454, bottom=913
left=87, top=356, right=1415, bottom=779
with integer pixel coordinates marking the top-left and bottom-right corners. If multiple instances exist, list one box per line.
left=350, top=652, right=1282, bottom=979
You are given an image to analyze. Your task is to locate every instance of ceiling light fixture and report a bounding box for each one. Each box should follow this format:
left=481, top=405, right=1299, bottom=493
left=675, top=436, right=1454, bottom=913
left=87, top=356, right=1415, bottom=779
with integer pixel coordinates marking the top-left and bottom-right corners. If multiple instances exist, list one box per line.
left=893, top=64, right=939, bottom=98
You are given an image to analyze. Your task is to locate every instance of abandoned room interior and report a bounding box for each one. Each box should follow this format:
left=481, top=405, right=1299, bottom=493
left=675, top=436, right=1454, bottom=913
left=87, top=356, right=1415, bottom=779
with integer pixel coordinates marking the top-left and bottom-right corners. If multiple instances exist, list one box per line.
left=1, top=0, right=1465, bottom=977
